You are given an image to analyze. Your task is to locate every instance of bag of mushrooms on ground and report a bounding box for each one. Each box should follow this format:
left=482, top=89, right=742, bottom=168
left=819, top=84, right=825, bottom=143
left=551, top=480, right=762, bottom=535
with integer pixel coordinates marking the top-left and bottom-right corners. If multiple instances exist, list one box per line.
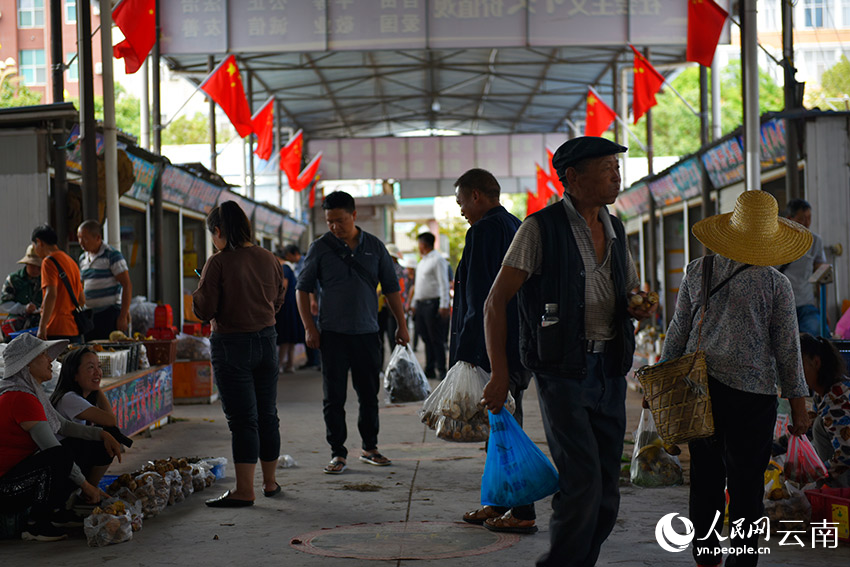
left=419, top=361, right=515, bottom=442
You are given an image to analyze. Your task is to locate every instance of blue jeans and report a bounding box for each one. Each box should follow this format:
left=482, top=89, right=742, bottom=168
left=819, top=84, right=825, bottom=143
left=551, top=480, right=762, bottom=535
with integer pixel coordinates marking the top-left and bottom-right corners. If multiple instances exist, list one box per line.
left=534, top=353, right=626, bottom=567
left=210, top=326, right=280, bottom=464
left=797, top=304, right=827, bottom=337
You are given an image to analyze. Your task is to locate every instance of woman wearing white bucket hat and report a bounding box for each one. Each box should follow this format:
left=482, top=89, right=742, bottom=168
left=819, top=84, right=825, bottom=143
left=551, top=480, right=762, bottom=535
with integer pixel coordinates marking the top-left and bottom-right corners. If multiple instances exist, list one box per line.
left=0, top=333, right=121, bottom=541
left=661, top=190, right=813, bottom=567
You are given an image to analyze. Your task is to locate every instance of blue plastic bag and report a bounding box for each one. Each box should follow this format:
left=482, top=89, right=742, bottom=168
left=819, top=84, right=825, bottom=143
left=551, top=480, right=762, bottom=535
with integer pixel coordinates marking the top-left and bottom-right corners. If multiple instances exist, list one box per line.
left=480, top=410, right=559, bottom=508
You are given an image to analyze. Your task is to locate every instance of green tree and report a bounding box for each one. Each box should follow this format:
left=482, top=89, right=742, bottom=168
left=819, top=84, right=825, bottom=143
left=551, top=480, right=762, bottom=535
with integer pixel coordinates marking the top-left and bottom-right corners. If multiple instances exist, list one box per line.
left=806, top=56, right=850, bottom=110
left=0, top=80, right=43, bottom=107
left=68, top=83, right=142, bottom=139
left=161, top=112, right=211, bottom=145
left=626, top=62, right=785, bottom=158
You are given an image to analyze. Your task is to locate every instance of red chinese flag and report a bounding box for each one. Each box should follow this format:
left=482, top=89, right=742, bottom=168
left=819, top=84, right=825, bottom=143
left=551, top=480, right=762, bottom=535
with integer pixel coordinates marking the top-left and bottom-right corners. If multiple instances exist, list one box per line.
left=687, top=0, right=728, bottom=67
left=200, top=55, right=254, bottom=138
left=292, top=152, right=323, bottom=192
left=113, top=0, right=156, bottom=75
left=630, top=45, right=665, bottom=124
left=526, top=189, right=545, bottom=217
left=546, top=148, right=556, bottom=181
left=308, top=177, right=320, bottom=208
left=251, top=97, right=275, bottom=161
left=585, top=88, right=617, bottom=137
left=536, top=164, right=556, bottom=200
left=279, top=129, right=303, bottom=186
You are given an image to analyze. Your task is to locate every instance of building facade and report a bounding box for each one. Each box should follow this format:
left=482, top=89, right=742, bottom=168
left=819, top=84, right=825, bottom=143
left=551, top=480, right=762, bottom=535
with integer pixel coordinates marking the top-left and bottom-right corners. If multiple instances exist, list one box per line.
left=0, top=0, right=103, bottom=101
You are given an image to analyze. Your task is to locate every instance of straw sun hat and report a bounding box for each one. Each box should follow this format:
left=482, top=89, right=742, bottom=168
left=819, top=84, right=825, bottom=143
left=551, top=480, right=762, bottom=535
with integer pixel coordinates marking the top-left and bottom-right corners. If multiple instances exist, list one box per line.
left=2, top=333, right=69, bottom=379
left=692, top=190, right=812, bottom=267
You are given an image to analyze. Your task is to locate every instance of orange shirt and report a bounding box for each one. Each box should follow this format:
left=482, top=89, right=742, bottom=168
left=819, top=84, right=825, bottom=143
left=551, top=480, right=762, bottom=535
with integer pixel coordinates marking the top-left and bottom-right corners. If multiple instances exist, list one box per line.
left=41, top=250, right=84, bottom=337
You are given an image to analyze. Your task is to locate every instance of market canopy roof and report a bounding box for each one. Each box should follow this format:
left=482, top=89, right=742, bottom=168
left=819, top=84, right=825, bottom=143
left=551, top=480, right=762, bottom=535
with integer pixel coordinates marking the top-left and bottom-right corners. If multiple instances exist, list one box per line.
left=158, top=1, right=706, bottom=140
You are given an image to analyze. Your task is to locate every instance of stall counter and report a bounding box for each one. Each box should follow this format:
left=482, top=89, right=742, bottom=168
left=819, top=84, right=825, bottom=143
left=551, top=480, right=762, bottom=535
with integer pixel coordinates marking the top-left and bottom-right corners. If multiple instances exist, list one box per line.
left=102, top=365, right=173, bottom=437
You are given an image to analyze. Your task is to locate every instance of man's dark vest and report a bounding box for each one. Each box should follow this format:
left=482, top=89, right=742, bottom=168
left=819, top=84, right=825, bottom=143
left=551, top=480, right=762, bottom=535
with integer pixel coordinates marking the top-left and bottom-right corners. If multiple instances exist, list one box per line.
left=517, top=202, right=635, bottom=378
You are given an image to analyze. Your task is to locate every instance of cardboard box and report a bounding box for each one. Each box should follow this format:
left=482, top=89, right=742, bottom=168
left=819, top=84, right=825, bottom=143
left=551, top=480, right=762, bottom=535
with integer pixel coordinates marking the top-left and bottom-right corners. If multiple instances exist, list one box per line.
left=172, top=360, right=217, bottom=404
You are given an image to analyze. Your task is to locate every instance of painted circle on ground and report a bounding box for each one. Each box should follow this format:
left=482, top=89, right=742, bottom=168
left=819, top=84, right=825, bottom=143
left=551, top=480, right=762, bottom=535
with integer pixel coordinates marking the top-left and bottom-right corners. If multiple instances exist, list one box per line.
left=290, top=520, right=520, bottom=560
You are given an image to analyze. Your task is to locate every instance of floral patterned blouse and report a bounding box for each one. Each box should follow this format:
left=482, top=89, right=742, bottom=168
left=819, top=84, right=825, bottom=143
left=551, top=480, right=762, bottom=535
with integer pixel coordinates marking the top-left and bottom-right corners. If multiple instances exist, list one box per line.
left=661, top=255, right=808, bottom=399
left=813, top=378, right=850, bottom=477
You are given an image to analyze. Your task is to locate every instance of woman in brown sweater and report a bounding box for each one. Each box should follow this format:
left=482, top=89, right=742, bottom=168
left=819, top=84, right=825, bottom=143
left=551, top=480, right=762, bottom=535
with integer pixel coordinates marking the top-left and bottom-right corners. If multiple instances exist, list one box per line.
left=193, top=201, right=286, bottom=507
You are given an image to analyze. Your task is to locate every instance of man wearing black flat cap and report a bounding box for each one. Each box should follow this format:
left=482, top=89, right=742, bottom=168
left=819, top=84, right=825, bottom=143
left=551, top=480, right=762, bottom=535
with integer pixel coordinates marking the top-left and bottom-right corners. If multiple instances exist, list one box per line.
left=483, top=136, right=657, bottom=566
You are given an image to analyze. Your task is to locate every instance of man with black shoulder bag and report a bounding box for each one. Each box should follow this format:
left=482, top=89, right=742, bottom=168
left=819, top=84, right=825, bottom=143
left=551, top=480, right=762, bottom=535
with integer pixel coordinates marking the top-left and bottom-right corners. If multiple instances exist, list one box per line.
left=31, top=225, right=88, bottom=343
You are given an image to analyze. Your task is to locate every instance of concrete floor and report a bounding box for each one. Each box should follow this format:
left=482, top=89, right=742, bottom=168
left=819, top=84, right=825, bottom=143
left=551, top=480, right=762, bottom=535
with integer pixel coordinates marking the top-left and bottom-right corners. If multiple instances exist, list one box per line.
left=2, top=352, right=849, bottom=567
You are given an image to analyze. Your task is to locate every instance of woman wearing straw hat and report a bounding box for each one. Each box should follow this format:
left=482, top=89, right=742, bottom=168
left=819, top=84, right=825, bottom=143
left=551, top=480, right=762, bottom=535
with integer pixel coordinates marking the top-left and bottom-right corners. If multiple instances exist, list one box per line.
left=661, top=190, right=812, bottom=567
left=0, top=334, right=122, bottom=541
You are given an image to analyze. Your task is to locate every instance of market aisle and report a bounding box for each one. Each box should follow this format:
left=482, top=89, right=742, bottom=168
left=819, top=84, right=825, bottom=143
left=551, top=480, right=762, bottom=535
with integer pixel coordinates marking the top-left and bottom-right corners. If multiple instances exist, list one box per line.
left=1, top=366, right=849, bottom=566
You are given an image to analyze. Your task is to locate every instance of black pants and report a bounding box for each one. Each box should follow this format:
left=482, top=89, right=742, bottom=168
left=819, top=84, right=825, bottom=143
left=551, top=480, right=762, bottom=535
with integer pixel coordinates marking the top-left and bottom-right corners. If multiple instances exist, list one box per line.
left=0, top=446, right=75, bottom=522
left=60, top=435, right=114, bottom=479
left=320, top=331, right=382, bottom=459
left=415, top=299, right=447, bottom=376
left=534, top=353, right=626, bottom=567
left=88, top=305, right=121, bottom=341
left=210, top=326, right=281, bottom=464
left=689, top=377, right=776, bottom=567
left=377, top=307, right=398, bottom=368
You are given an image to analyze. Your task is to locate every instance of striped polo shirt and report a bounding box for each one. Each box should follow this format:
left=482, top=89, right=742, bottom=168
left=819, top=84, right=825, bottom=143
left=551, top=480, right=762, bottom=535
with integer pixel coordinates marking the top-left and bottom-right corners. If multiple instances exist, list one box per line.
left=79, top=243, right=129, bottom=311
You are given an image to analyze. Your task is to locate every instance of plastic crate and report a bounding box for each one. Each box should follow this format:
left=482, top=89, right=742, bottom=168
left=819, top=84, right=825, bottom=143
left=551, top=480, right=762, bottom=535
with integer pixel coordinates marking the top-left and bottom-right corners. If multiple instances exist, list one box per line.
left=97, top=350, right=128, bottom=377
left=145, top=339, right=177, bottom=365
left=806, top=486, right=850, bottom=542
left=8, top=327, right=38, bottom=339
left=91, top=342, right=142, bottom=373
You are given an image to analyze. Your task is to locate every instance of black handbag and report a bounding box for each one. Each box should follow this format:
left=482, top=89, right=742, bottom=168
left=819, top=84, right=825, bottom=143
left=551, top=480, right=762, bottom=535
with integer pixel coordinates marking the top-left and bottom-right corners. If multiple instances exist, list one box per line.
left=47, top=256, right=94, bottom=337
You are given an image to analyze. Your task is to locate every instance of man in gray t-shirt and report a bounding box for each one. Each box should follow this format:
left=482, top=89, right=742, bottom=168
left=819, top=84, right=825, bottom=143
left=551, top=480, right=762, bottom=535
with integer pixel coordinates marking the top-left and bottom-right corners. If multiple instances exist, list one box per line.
left=781, top=199, right=829, bottom=336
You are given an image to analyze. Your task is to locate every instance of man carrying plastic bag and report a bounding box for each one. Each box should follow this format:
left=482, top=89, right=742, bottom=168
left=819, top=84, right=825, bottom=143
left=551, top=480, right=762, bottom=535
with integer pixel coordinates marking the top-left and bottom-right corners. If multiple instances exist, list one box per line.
left=482, top=138, right=656, bottom=567
left=446, top=169, right=538, bottom=532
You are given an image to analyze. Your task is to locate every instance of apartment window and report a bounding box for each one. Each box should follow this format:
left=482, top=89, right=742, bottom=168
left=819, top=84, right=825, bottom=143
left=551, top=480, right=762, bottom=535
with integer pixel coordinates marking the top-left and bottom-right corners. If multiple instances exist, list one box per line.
left=803, top=0, right=828, bottom=27
left=66, top=53, right=78, bottom=82
left=760, top=0, right=781, bottom=31
left=843, top=0, right=850, bottom=26
left=19, top=49, right=46, bottom=85
left=18, top=0, right=45, bottom=28
left=65, top=0, right=76, bottom=23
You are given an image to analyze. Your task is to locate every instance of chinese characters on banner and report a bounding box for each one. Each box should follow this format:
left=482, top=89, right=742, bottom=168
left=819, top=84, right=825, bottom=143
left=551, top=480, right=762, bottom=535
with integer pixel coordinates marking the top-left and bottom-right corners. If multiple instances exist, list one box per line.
left=160, top=0, right=695, bottom=55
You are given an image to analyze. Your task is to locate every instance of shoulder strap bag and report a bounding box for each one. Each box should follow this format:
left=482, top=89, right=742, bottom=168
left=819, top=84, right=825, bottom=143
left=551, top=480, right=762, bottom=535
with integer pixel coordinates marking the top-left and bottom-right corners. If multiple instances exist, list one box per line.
left=316, top=233, right=379, bottom=289
left=47, top=256, right=94, bottom=337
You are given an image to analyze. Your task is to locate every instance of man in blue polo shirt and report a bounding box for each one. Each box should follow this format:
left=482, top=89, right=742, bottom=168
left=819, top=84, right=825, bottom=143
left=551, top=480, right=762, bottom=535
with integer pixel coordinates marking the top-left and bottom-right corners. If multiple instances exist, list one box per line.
left=296, top=191, right=409, bottom=475
left=77, top=220, right=132, bottom=340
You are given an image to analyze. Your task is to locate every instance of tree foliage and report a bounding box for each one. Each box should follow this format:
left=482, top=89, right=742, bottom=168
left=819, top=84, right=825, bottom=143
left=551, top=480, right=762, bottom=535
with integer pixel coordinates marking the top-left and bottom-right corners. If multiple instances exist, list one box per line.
left=625, top=62, right=785, bottom=158
left=161, top=112, right=211, bottom=145
left=806, top=56, right=850, bottom=111
left=0, top=80, right=43, bottom=107
left=68, top=83, right=142, bottom=139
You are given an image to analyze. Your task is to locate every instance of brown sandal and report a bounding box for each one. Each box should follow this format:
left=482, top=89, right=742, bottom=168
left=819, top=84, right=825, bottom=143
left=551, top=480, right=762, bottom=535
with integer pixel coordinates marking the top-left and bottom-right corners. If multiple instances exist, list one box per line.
left=484, top=511, right=538, bottom=534
left=462, top=506, right=503, bottom=525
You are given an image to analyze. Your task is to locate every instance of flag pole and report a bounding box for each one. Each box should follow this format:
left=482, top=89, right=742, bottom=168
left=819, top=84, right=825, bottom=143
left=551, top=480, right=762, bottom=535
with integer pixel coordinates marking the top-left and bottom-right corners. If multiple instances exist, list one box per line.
left=587, top=86, right=648, bottom=152
left=611, top=113, right=648, bottom=152
left=159, top=84, right=206, bottom=129
left=660, top=80, right=700, bottom=117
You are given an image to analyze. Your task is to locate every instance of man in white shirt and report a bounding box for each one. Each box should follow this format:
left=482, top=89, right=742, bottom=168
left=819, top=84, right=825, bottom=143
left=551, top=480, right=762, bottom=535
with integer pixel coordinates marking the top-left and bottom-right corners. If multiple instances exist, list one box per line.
left=412, top=232, right=450, bottom=379
left=77, top=220, right=132, bottom=340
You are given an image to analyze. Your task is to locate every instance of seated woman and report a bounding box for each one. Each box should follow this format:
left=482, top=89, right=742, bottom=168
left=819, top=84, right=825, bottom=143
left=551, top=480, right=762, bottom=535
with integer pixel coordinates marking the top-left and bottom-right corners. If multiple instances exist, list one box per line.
left=800, top=333, right=850, bottom=487
left=0, top=334, right=121, bottom=542
left=50, top=347, right=131, bottom=487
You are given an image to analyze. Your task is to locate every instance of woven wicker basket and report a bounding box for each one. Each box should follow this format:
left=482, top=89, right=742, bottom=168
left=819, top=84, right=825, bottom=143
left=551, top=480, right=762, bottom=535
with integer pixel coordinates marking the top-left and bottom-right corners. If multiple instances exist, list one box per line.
left=635, top=351, right=715, bottom=445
